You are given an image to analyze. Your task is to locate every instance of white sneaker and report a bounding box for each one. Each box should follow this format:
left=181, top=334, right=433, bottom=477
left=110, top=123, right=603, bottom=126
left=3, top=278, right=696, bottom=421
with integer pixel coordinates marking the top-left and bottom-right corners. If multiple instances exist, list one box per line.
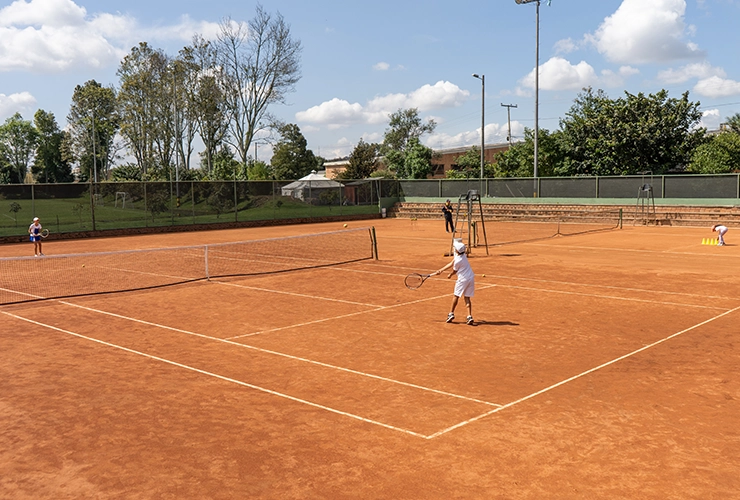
left=446, top=313, right=455, bottom=323
left=466, top=316, right=474, bottom=325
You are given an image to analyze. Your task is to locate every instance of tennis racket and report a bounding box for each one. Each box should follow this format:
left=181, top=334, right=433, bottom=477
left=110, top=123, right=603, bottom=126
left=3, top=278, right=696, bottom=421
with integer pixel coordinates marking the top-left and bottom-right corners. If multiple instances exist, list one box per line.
left=405, top=273, right=432, bottom=290
left=40, top=229, right=49, bottom=238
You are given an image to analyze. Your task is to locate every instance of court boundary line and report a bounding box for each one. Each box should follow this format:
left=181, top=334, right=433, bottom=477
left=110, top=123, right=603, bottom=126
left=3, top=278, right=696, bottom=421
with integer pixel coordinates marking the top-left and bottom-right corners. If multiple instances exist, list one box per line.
left=497, top=284, right=727, bottom=310
left=426, top=304, right=740, bottom=439
left=0, top=310, right=430, bottom=438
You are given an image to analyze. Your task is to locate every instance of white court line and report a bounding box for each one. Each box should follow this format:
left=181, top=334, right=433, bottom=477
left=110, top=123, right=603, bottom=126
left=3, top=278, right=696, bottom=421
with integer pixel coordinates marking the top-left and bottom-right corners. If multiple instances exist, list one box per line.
left=481, top=274, right=738, bottom=301
left=426, top=304, right=740, bottom=439
left=27, top=299, right=500, bottom=408
left=0, top=310, right=427, bottom=439
left=227, top=284, right=498, bottom=339
left=529, top=241, right=740, bottom=259
left=498, top=284, right=727, bottom=310
left=215, top=281, right=382, bottom=307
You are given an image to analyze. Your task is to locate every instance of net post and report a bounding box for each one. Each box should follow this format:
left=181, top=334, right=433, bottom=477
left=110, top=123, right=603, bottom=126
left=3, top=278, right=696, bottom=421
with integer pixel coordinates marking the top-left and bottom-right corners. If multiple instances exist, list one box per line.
left=205, top=245, right=210, bottom=280
left=370, top=227, right=379, bottom=260
left=619, top=208, right=623, bottom=229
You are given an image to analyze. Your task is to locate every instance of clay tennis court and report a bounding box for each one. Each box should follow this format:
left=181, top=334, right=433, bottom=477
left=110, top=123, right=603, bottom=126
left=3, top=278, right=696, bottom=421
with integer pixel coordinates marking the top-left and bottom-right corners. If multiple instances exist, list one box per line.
left=2, top=218, right=739, bottom=498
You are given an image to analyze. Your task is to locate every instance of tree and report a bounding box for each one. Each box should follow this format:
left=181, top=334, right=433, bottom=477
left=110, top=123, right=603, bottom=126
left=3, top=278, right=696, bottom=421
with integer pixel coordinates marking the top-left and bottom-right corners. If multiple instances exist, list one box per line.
left=209, top=146, right=244, bottom=180
left=216, top=7, right=302, bottom=166
left=270, top=123, right=318, bottom=180
left=180, top=35, right=229, bottom=174
left=445, top=146, right=485, bottom=179
left=403, top=137, right=435, bottom=179
left=338, top=139, right=380, bottom=180
left=381, top=108, right=436, bottom=178
left=32, top=110, right=73, bottom=183
left=67, top=80, right=119, bottom=181
left=117, top=42, right=170, bottom=176
left=558, top=87, right=705, bottom=176
left=688, top=133, right=740, bottom=174
left=0, top=113, right=38, bottom=183
left=725, top=113, right=740, bottom=135
left=492, top=128, right=565, bottom=178
left=247, top=159, right=271, bottom=180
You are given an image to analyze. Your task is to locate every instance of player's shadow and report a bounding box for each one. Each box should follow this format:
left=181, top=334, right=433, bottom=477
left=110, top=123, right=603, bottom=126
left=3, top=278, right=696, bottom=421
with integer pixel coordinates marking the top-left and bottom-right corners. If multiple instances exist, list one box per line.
left=471, top=320, right=519, bottom=327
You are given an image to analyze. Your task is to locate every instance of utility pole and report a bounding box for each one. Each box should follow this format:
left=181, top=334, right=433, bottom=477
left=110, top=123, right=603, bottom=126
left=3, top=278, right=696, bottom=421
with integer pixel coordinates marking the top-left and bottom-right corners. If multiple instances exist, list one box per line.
left=501, top=103, right=518, bottom=146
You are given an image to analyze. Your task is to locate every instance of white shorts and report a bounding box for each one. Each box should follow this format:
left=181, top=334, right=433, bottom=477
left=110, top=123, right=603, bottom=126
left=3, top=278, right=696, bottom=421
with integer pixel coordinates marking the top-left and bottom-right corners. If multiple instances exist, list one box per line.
left=454, top=278, right=475, bottom=298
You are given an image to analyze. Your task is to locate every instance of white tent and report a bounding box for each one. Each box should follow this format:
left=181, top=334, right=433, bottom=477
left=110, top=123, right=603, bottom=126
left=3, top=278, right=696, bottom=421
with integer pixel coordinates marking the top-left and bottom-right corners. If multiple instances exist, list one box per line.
left=281, top=170, right=344, bottom=202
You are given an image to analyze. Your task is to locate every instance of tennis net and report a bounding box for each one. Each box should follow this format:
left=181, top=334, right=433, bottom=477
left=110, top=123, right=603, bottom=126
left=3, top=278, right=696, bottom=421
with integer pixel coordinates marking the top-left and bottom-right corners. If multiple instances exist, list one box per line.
left=0, top=227, right=377, bottom=305
left=479, top=207, right=623, bottom=246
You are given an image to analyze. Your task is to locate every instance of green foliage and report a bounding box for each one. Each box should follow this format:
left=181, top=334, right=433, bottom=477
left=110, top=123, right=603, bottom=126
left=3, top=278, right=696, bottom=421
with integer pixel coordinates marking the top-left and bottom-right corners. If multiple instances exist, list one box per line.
left=0, top=113, right=39, bottom=184
left=381, top=108, right=436, bottom=179
left=688, top=133, right=740, bottom=174
left=32, top=110, right=73, bottom=183
left=270, top=124, right=318, bottom=180
left=9, top=202, right=21, bottom=224
left=558, top=87, right=705, bottom=175
left=725, top=113, right=740, bottom=134
left=403, top=138, right=435, bottom=179
left=67, top=80, right=119, bottom=182
left=209, top=146, right=244, bottom=180
left=110, top=163, right=143, bottom=181
left=492, top=128, right=565, bottom=177
left=445, top=146, right=491, bottom=179
left=338, top=139, right=380, bottom=180
left=247, top=160, right=271, bottom=180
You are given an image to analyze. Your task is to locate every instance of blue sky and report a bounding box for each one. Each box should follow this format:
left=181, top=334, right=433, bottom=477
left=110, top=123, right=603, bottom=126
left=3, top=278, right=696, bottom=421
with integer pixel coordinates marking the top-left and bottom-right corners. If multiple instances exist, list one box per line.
left=1, top=0, right=739, bottom=165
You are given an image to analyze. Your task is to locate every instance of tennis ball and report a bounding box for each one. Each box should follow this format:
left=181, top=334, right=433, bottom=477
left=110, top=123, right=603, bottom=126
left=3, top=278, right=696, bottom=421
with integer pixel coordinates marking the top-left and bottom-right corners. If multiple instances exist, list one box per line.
left=82, top=264, right=85, bottom=268
left=343, top=223, right=348, bottom=227
left=481, top=274, right=486, bottom=277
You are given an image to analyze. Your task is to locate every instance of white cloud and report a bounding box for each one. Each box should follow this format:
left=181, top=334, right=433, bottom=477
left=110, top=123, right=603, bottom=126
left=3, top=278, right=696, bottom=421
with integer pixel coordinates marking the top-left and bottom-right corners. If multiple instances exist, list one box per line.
left=586, top=0, right=704, bottom=64
left=657, top=62, right=726, bottom=85
left=427, top=122, right=518, bottom=150
left=554, top=38, right=578, bottom=55
left=693, top=76, right=740, bottom=98
left=519, top=57, right=599, bottom=91
left=0, top=91, right=37, bottom=120
left=0, top=0, right=220, bottom=73
left=698, top=109, right=721, bottom=130
left=373, top=62, right=390, bottom=71
left=600, top=66, right=640, bottom=87
left=296, top=81, right=469, bottom=127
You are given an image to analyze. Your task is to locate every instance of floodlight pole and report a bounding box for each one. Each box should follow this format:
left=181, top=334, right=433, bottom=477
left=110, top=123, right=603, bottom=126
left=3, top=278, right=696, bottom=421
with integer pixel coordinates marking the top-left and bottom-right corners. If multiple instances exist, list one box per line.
left=472, top=74, right=485, bottom=192
left=515, top=0, right=540, bottom=196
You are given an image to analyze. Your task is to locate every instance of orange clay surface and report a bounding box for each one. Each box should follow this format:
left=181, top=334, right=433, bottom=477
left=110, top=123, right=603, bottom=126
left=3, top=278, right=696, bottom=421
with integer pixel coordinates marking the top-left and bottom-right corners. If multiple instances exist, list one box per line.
left=1, top=218, right=739, bottom=499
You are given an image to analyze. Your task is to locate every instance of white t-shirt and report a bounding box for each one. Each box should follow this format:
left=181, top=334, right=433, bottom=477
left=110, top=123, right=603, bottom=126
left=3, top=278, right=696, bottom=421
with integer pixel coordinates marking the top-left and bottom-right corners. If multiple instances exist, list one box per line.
left=29, top=222, right=42, bottom=236
left=453, top=252, right=474, bottom=282
left=715, top=225, right=728, bottom=235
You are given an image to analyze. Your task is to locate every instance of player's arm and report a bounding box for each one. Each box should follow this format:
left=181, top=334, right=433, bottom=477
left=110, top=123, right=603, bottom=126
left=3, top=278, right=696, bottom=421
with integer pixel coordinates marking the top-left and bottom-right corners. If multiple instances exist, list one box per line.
left=434, top=260, right=454, bottom=276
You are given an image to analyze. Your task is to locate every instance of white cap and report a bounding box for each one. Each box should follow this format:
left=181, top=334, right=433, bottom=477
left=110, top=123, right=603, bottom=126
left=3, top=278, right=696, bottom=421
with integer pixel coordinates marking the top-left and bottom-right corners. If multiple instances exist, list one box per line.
left=453, top=240, right=466, bottom=253
left=33, top=217, right=39, bottom=221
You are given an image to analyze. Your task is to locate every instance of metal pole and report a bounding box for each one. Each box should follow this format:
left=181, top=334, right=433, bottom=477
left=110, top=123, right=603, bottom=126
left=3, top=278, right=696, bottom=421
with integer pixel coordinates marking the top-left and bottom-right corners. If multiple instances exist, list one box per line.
left=534, top=0, right=540, bottom=196
left=480, top=75, right=485, bottom=181
left=472, top=74, right=485, bottom=193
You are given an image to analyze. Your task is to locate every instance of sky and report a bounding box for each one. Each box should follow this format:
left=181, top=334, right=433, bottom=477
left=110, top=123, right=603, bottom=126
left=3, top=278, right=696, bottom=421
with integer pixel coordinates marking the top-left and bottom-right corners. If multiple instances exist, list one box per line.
left=1, top=0, right=739, bottom=166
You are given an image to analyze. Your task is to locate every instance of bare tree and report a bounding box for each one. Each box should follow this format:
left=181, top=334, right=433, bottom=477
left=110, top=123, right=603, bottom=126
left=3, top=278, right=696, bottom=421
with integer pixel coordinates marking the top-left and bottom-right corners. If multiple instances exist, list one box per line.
left=216, top=6, right=302, bottom=166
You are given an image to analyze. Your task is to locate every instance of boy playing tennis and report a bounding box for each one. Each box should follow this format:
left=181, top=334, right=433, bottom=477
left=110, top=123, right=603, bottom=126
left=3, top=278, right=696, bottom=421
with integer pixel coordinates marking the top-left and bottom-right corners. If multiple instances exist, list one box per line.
left=434, top=239, right=475, bottom=325
left=712, top=224, right=728, bottom=246
left=28, top=217, right=44, bottom=256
